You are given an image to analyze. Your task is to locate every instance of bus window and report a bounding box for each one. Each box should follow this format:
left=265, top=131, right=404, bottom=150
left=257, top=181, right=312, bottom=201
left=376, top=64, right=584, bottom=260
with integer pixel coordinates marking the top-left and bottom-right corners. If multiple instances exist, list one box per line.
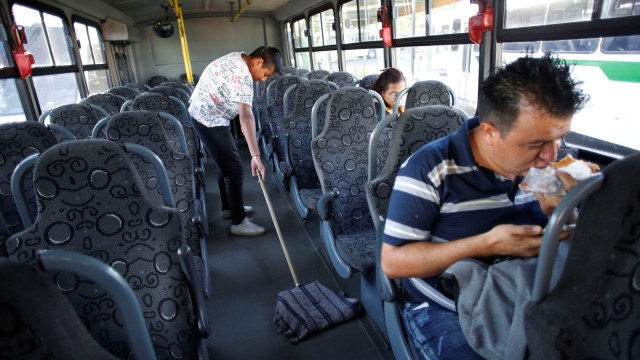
left=605, top=0, right=640, bottom=18
left=392, top=44, right=478, bottom=117
left=313, top=50, right=339, bottom=72
left=12, top=3, right=80, bottom=112
left=601, top=35, right=640, bottom=52
left=293, top=18, right=309, bottom=48
left=284, top=22, right=295, bottom=66
left=73, top=21, right=110, bottom=94
left=505, top=0, right=595, bottom=28
left=0, top=79, right=26, bottom=123
left=310, top=8, right=338, bottom=71
left=340, top=0, right=378, bottom=43
left=343, top=49, right=383, bottom=77
left=502, top=41, right=541, bottom=53
left=541, top=38, right=599, bottom=53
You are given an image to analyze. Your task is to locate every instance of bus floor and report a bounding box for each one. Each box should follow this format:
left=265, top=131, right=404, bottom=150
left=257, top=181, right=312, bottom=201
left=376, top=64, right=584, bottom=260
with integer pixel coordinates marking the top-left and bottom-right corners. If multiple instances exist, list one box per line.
left=202, top=144, right=394, bottom=360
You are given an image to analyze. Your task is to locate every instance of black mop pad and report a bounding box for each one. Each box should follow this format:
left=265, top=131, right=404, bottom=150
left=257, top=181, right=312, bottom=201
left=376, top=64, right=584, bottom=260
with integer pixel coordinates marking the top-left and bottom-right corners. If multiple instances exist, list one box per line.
left=274, top=280, right=362, bottom=343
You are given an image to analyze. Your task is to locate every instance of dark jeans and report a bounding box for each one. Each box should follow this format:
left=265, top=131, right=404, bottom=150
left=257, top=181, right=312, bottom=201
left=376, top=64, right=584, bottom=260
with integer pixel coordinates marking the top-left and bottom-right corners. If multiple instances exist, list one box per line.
left=402, top=302, right=484, bottom=360
left=192, top=120, right=246, bottom=224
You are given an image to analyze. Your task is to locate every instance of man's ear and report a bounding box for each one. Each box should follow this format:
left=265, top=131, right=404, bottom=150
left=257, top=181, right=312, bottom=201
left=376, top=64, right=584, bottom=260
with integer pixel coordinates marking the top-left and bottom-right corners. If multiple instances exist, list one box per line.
left=253, top=58, right=264, bottom=68
left=479, top=121, right=500, bottom=146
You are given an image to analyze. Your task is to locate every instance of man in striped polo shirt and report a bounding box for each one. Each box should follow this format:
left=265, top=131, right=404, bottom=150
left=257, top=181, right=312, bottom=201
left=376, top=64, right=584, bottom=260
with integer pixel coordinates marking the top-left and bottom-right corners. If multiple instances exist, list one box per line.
left=381, top=53, right=588, bottom=359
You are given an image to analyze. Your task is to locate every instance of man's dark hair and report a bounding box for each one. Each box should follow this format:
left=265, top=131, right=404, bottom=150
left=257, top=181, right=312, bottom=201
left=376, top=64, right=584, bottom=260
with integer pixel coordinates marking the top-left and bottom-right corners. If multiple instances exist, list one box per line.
left=478, top=52, right=589, bottom=136
left=250, top=46, right=284, bottom=75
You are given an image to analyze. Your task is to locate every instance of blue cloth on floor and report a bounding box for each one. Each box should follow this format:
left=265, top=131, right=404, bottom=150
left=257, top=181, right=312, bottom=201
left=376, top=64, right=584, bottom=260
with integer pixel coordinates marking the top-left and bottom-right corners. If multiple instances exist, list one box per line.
left=274, top=281, right=362, bottom=343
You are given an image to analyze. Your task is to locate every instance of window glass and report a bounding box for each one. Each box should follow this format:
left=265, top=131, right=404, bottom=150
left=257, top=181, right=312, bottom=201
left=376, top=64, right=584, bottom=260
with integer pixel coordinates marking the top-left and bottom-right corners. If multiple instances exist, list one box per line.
left=0, top=79, right=26, bottom=123
left=284, top=22, right=295, bottom=65
left=293, top=19, right=308, bottom=48
left=359, top=0, right=378, bottom=42
left=603, top=0, right=640, bottom=19
left=341, top=1, right=359, bottom=44
left=343, top=49, right=384, bottom=78
left=312, top=50, right=339, bottom=71
left=504, top=0, right=596, bottom=28
left=33, top=74, right=80, bottom=113
left=395, top=0, right=477, bottom=38
left=296, top=51, right=311, bottom=70
left=1, top=41, right=11, bottom=67
left=310, top=9, right=336, bottom=46
left=74, top=23, right=92, bottom=65
left=84, top=69, right=110, bottom=94
left=392, top=44, right=479, bottom=117
left=87, top=26, right=105, bottom=64
left=501, top=37, right=640, bottom=150
left=44, top=13, right=72, bottom=66
left=12, top=4, right=53, bottom=67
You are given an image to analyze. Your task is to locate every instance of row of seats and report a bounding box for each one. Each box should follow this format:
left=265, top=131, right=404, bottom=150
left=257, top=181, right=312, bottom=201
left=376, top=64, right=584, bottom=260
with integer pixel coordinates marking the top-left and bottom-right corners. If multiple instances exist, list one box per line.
left=0, top=79, right=214, bottom=358
left=249, top=66, right=469, bottom=344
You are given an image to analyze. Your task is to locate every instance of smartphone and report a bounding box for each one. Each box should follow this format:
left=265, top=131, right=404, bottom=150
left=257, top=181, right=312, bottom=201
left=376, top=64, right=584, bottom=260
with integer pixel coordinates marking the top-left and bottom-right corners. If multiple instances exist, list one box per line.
left=542, top=223, right=576, bottom=233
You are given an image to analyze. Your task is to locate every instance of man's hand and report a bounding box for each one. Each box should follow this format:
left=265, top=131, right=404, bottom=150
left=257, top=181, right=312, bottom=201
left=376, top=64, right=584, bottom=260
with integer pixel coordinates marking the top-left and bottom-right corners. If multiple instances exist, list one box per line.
left=534, top=171, right=579, bottom=216
left=483, top=224, right=544, bottom=258
left=252, top=156, right=266, bottom=179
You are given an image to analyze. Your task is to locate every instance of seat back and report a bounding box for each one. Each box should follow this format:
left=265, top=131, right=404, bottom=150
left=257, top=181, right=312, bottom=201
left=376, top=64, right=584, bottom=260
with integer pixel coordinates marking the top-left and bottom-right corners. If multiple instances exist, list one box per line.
left=107, top=86, right=140, bottom=100
left=150, top=85, right=191, bottom=106
left=326, top=71, right=359, bottom=88
left=311, top=87, right=386, bottom=236
left=282, top=66, right=297, bottom=75
left=0, top=257, right=118, bottom=360
left=285, top=80, right=334, bottom=190
left=295, top=68, right=310, bottom=78
left=84, top=93, right=125, bottom=116
left=305, top=69, right=330, bottom=80
left=124, top=82, right=148, bottom=93
left=42, top=103, right=102, bottom=140
left=161, top=80, right=193, bottom=96
left=366, top=106, right=467, bottom=229
left=147, top=75, right=170, bottom=88
left=265, top=75, right=304, bottom=160
left=358, top=74, right=379, bottom=90
left=403, top=80, right=455, bottom=110
left=0, top=122, right=58, bottom=253
left=131, top=92, right=190, bottom=154
left=524, top=152, right=640, bottom=359
left=5, top=139, right=199, bottom=359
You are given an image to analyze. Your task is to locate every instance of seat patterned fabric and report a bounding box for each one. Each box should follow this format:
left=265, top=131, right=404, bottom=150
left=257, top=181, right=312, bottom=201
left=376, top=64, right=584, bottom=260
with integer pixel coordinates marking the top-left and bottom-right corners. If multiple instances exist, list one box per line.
left=326, top=71, right=359, bottom=88
left=124, top=82, right=148, bottom=93
left=131, top=93, right=188, bottom=154
left=257, top=76, right=280, bottom=156
left=266, top=75, right=304, bottom=164
left=282, top=66, right=297, bottom=75
left=5, top=139, right=199, bottom=359
left=305, top=70, right=330, bottom=80
left=48, top=103, right=101, bottom=140
left=358, top=74, right=379, bottom=90
left=404, top=80, right=455, bottom=109
left=147, top=75, right=170, bottom=88
left=0, top=258, right=118, bottom=360
left=150, top=85, right=191, bottom=106
left=366, top=106, right=467, bottom=223
left=85, top=93, right=125, bottom=116
left=524, top=152, right=640, bottom=359
left=311, top=87, right=390, bottom=272
left=161, top=81, right=193, bottom=96
left=107, top=86, right=140, bottom=100
left=105, top=111, right=202, bottom=254
left=295, top=68, right=310, bottom=78
left=0, top=122, right=58, bottom=254
left=285, top=80, right=334, bottom=211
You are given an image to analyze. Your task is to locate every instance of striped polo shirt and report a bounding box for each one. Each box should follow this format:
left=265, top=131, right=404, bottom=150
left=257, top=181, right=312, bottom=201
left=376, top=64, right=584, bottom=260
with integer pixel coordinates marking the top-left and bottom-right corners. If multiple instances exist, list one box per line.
left=383, top=117, right=548, bottom=303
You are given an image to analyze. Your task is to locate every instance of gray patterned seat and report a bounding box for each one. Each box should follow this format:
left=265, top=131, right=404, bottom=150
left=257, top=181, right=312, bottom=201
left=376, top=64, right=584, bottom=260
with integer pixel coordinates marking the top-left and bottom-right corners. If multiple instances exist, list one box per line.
left=280, top=79, right=334, bottom=220
left=525, top=152, right=640, bottom=359
left=305, top=69, right=330, bottom=80
left=366, top=106, right=468, bottom=230
left=39, top=103, right=105, bottom=140
left=399, top=80, right=456, bottom=113
left=150, top=84, right=191, bottom=106
left=146, top=75, right=170, bottom=88
left=358, top=74, right=379, bottom=90
left=264, top=75, right=303, bottom=179
left=83, top=92, right=125, bottom=116
left=107, top=86, right=140, bottom=100
left=104, top=111, right=210, bottom=297
left=310, top=86, right=388, bottom=334
left=295, top=68, right=310, bottom=78
left=311, top=87, right=388, bottom=277
left=5, top=139, right=204, bottom=359
left=326, top=71, right=359, bottom=88
left=255, top=75, right=279, bottom=149
left=0, top=122, right=58, bottom=255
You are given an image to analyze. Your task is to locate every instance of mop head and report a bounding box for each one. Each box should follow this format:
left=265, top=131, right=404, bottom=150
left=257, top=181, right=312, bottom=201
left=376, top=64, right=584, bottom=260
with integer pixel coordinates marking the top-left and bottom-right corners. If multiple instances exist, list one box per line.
left=274, top=280, right=362, bottom=343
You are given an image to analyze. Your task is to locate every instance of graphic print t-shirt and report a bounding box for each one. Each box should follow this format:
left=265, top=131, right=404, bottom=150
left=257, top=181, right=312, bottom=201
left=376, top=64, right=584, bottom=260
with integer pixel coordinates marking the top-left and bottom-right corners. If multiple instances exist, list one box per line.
left=188, top=52, right=253, bottom=127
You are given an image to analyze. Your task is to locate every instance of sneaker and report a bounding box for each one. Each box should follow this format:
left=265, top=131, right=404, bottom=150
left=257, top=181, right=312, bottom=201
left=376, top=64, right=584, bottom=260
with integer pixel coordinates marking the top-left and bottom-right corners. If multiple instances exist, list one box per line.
left=222, top=205, right=254, bottom=219
left=231, top=217, right=265, bottom=236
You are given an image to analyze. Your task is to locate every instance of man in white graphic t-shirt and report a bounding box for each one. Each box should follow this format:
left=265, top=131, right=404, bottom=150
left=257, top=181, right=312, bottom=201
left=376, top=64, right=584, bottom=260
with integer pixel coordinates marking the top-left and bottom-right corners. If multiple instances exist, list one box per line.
left=189, top=46, right=283, bottom=236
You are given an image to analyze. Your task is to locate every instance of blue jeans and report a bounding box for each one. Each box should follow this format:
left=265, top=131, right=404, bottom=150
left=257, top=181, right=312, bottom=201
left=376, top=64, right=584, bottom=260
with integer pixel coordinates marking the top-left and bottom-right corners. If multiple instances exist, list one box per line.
left=402, top=302, right=484, bottom=360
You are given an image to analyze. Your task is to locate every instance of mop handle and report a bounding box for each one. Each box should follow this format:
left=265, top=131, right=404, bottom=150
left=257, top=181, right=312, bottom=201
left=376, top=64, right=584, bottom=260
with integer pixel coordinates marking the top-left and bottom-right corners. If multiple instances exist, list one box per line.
left=257, top=171, right=301, bottom=286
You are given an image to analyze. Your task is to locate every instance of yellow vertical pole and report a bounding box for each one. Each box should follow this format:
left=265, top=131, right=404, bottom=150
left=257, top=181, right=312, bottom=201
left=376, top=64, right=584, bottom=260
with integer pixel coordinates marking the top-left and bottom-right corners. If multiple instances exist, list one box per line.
left=170, top=0, right=194, bottom=84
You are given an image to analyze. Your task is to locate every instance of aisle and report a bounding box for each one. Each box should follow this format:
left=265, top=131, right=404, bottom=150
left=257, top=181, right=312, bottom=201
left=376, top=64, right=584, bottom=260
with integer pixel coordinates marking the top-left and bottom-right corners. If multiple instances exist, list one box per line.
left=201, top=147, right=392, bottom=359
